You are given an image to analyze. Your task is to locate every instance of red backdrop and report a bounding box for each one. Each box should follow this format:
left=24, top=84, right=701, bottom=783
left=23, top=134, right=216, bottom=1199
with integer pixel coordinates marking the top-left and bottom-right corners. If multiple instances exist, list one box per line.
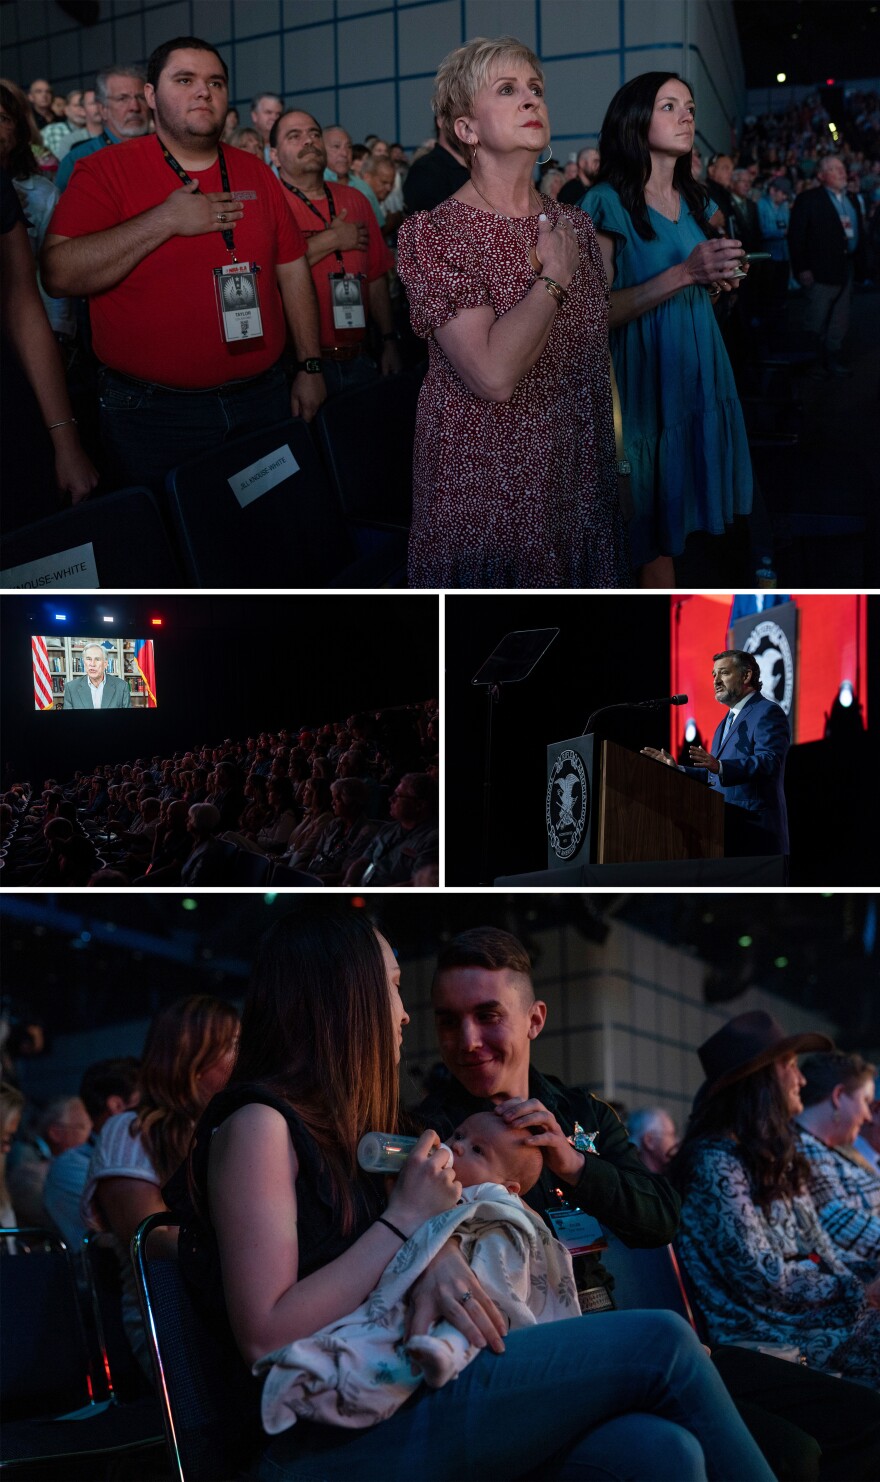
left=669, top=595, right=868, bottom=753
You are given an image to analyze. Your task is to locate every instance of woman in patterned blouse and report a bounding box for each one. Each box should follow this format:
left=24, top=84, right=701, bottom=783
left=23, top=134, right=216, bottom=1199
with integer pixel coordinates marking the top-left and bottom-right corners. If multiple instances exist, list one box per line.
left=672, top=1011, right=880, bottom=1387
left=796, top=1051, right=880, bottom=1281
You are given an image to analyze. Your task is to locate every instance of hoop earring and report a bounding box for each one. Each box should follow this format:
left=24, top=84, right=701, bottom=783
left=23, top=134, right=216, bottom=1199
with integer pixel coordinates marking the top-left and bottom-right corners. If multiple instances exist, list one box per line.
left=537, top=142, right=553, bottom=167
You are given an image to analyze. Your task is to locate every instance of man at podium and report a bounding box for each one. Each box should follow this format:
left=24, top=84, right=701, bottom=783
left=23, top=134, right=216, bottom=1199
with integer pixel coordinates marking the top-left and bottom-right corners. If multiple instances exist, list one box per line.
left=641, top=649, right=790, bottom=857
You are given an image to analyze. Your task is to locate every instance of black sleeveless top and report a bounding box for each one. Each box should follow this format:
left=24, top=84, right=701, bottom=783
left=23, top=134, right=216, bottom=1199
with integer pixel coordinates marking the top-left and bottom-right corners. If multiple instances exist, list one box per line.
left=163, top=1082, right=387, bottom=1448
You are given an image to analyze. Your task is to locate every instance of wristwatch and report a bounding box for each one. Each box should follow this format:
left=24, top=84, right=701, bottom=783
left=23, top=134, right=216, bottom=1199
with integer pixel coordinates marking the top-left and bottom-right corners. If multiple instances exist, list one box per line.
left=296, top=358, right=323, bottom=373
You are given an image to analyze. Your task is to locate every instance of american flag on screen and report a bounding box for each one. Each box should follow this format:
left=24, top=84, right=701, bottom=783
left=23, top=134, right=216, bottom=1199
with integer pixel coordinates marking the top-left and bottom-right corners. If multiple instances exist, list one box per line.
left=32, top=636, right=53, bottom=710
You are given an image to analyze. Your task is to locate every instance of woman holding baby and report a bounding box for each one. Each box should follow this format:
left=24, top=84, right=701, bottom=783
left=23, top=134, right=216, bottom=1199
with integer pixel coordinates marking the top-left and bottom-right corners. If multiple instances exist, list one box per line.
left=176, top=904, right=771, bottom=1482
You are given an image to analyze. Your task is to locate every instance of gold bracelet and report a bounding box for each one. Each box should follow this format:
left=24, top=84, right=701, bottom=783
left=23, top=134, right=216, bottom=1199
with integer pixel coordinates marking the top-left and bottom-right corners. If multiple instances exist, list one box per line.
left=539, top=275, right=567, bottom=308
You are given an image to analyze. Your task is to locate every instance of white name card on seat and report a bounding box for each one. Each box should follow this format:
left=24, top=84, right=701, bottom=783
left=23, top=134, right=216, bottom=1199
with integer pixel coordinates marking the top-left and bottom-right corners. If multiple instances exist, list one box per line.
left=1, top=541, right=99, bottom=589
left=228, top=445, right=299, bottom=508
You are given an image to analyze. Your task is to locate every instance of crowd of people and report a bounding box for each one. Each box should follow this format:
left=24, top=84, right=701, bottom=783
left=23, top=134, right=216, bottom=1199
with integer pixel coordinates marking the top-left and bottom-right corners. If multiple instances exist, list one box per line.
left=0, top=699, right=439, bottom=887
left=5, top=915, right=880, bottom=1480
left=2, top=33, right=876, bottom=586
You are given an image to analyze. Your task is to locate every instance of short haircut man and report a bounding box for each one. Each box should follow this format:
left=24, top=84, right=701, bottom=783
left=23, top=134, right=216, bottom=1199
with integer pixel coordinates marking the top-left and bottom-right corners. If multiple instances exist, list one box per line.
left=421, top=926, right=680, bottom=1313
left=55, top=65, right=150, bottom=190
left=43, top=37, right=325, bottom=496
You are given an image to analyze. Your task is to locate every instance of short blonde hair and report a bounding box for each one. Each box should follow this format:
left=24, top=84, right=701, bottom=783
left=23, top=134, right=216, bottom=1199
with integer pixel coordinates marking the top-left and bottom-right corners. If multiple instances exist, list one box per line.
left=432, top=36, right=544, bottom=150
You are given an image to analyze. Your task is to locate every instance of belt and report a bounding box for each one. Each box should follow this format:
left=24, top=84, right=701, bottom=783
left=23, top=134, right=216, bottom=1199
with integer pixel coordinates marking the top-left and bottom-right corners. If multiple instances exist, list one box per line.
left=99, top=364, right=282, bottom=395
left=320, top=344, right=365, bottom=362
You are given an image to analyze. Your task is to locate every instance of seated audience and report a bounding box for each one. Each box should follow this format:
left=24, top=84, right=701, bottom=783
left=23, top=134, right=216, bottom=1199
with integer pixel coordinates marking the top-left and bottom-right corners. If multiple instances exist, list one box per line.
left=345, top=773, right=438, bottom=885
left=279, top=777, right=333, bottom=868
left=301, top=777, right=380, bottom=882
left=0, top=1082, right=25, bottom=1230
left=627, top=1107, right=679, bottom=1173
left=673, top=1011, right=880, bottom=1387
left=42, top=1056, right=139, bottom=1246
left=796, top=1051, right=880, bottom=1278
left=83, top=996, right=239, bottom=1379
left=7, top=1094, right=92, bottom=1226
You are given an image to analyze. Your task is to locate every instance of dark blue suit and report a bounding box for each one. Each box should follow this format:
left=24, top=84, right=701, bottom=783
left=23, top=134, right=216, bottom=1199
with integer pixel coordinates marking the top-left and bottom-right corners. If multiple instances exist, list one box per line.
left=686, top=690, right=790, bottom=856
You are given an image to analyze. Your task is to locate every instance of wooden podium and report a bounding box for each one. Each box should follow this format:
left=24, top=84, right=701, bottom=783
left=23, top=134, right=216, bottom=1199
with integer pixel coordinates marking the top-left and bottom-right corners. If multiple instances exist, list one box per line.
left=546, top=735, right=724, bottom=870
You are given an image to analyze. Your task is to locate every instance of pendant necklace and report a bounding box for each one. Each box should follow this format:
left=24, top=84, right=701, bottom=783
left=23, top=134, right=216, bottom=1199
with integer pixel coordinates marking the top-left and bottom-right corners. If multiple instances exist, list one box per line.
left=468, top=176, right=545, bottom=272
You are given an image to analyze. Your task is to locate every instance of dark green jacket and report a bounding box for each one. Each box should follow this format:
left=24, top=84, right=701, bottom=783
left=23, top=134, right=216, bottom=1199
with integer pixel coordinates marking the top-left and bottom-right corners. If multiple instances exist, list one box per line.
left=417, top=1066, right=680, bottom=1293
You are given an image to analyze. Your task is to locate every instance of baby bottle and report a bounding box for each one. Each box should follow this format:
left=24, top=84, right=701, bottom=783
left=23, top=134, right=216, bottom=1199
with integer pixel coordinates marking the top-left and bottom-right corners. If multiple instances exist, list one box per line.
left=357, top=1132, right=452, bottom=1173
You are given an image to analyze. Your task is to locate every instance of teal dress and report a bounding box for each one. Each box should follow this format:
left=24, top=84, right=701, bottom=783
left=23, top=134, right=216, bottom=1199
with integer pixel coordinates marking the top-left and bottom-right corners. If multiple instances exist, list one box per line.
left=582, top=183, right=752, bottom=567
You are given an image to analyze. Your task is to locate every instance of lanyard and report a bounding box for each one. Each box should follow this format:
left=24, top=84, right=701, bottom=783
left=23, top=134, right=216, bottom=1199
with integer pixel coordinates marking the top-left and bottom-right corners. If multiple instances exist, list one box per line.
left=281, top=180, right=344, bottom=268
left=160, top=138, right=237, bottom=259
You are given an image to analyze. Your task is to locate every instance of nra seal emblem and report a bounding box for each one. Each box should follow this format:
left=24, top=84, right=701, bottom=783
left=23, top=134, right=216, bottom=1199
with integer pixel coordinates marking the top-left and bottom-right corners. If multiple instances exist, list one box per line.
left=546, top=749, right=589, bottom=860
left=743, top=620, right=794, bottom=714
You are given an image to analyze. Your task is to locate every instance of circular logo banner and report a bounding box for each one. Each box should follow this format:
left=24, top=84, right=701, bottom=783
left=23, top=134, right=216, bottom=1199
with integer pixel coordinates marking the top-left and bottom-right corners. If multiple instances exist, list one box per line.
left=546, top=748, right=589, bottom=861
left=743, top=620, right=794, bottom=714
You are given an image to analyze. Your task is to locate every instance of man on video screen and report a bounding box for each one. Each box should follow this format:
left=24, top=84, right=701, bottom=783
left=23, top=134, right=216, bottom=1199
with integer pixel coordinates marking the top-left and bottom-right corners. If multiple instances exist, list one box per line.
left=63, top=644, right=131, bottom=710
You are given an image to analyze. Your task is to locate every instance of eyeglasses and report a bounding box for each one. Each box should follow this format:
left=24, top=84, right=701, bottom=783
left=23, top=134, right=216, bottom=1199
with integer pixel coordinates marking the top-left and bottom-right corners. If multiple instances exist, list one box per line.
left=105, top=92, right=147, bottom=106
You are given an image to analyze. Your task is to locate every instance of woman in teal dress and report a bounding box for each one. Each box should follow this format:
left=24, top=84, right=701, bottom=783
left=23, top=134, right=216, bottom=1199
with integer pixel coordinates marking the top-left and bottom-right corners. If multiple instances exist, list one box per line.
left=583, top=73, right=752, bottom=586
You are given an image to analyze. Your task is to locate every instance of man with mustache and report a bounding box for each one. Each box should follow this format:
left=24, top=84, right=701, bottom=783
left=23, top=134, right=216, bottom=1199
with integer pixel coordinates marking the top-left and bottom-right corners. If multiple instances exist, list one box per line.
left=55, top=67, right=150, bottom=191
left=43, top=36, right=324, bottom=494
left=272, top=109, right=400, bottom=396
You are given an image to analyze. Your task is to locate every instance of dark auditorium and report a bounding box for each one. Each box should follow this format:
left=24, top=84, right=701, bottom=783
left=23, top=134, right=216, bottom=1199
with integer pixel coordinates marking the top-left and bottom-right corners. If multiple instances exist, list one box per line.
left=0, top=1, right=878, bottom=589
left=2, top=893, right=880, bottom=1481
left=0, top=594, right=440, bottom=888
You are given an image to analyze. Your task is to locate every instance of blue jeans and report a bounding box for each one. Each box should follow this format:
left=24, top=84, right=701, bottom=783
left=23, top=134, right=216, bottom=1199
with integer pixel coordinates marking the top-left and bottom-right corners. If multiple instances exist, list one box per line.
left=252, top=1312, right=774, bottom=1482
left=320, top=354, right=379, bottom=399
left=97, top=363, right=289, bottom=495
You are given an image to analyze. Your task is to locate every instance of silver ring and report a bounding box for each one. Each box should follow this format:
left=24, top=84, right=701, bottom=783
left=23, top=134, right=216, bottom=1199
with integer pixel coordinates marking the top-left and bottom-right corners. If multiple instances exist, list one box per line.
left=458, top=1290, right=473, bottom=1306
left=218, top=213, right=227, bottom=222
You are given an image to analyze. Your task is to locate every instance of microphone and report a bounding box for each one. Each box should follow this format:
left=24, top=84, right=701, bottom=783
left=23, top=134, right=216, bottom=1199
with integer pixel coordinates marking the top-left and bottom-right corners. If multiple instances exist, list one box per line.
left=583, top=695, right=688, bottom=734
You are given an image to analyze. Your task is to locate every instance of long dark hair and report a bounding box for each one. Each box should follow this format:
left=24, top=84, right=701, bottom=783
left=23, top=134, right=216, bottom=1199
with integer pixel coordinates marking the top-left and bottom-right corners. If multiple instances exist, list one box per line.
left=670, top=1062, right=809, bottom=1214
left=231, top=906, right=400, bottom=1231
left=135, top=995, right=240, bottom=1183
left=596, top=71, right=710, bottom=241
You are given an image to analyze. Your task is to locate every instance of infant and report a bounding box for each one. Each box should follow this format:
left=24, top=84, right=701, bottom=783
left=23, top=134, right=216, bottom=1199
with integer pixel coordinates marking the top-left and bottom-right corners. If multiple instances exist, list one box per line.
left=257, top=1112, right=580, bottom=1433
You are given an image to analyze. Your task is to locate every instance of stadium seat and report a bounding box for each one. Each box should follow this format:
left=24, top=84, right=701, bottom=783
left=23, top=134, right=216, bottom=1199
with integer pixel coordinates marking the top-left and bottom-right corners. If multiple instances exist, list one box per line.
left=229, top=849, right=272, bottom=886
left=315, top=364, right=425, bottom=530
left=166, top=418, right=405, bottom=588
left=0, top=1226, right=163, bottom=1474
left=268, top=863, right=325, bottom=886
left=0, top=487, right=183, bottom=589
left=132, top=1213, right=262, bottom=1482
left=599, top=1224, right=698, bottom=1330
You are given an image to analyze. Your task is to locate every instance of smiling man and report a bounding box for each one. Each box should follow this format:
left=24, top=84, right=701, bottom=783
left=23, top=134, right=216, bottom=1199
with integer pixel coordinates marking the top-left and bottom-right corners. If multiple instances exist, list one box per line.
left=418, top=926, right=680, bottom=1312
left=641, top=648, right=790, bottom=857
left=43, top=35, right=324, bottom=494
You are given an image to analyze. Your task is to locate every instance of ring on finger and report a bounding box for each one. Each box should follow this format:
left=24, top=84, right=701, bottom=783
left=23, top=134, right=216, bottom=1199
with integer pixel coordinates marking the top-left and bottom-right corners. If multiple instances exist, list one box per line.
left=218, top=212, right=227, bottom=222
left=458, top=1290, right=473, bottom=1306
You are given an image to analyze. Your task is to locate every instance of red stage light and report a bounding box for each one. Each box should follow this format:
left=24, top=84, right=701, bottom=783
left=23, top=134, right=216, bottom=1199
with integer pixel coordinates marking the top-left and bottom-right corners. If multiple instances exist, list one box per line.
left=150, top=618, right=163, bottom=626
left=351, top=896, right=366, bottom=908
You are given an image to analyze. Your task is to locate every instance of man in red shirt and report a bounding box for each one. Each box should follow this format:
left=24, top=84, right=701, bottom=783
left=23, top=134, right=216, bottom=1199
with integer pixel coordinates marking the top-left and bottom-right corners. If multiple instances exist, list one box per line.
left=42, top=36, right=325, bottom=493
left=270, top=108, right=401, bottom=397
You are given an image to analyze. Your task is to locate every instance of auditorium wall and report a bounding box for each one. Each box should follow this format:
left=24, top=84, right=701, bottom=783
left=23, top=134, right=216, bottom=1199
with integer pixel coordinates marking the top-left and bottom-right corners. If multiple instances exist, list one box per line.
left=6, top=0, right=746, bottom=159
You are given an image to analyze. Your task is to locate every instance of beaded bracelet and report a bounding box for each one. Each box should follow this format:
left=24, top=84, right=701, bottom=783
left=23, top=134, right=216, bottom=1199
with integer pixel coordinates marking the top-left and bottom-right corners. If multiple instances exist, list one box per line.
left=539, top=275, right=568, bottom=308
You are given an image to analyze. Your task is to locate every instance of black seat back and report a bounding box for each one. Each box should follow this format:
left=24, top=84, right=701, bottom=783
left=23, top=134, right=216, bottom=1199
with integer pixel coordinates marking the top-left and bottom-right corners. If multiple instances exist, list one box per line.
left=315, top=365, right=424, bottom=528
left=0, top=487, right=182, bottom=588
left=0, top=1228, right=93, bottom=1421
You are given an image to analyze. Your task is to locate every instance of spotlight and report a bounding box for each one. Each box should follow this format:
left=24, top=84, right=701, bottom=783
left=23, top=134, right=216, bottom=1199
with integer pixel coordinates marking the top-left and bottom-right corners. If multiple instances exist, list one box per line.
left=684, top=718, right=698, bottom=743
left=776, top=72, right=786, bottom=82
left=150, top=617, right=163, bottom=627
left=102, top=615, right=114, bottom=623
left=54, top=613, right=67, bottom=622
left=828, top=121, right=837, bottom=134
left=738, top=935, right=753, bottom=948
left=825, top=685, right=864, bottom=740
left=182, top=898, right=197, bottom=911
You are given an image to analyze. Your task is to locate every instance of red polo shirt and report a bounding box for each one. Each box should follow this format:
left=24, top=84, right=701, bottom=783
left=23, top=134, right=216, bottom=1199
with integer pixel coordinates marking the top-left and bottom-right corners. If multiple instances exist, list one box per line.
left=277, top=178, right=392, bottom=349
left=50, top=134, right=307, bottom=388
